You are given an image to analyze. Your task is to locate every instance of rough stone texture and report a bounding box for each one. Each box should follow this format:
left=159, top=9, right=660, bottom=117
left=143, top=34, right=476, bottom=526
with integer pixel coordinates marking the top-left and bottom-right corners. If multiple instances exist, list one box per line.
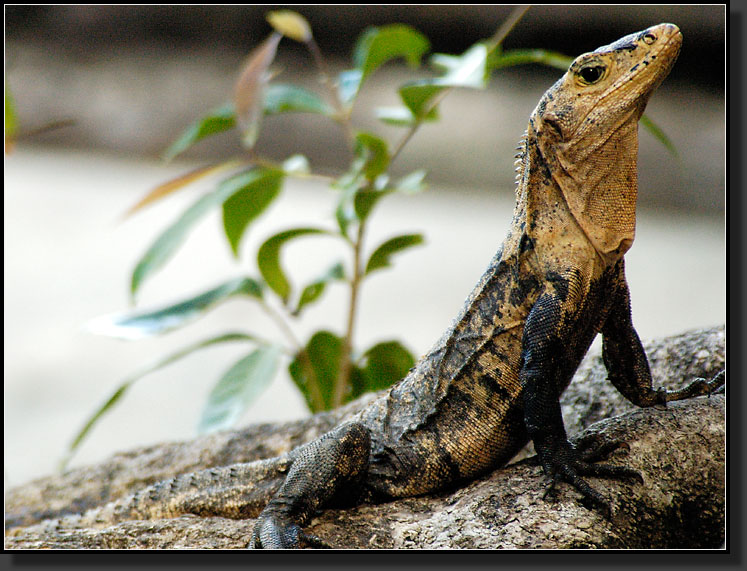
left=558, top=324, right=725, bottom=443
left=304, top=395, right=726, bottom=549
left=3, top=393, right=378, bottom=528
left=4, top=325, right=725, bottom=549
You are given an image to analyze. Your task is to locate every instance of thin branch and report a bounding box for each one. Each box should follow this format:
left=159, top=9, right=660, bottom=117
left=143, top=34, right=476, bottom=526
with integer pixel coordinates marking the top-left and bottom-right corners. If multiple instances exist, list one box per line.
left=259, top=299, right=303, bottom=353
left=8, top=119, right=77, bottom=149
left=306, top=37, right=357, bottom=145
left=389, top=88, right=451, bottom=166
left=333, top=219, right=366, bottom=408
left=259, top=297, right=329, bottom=412
left=486, top=5, right=531, bottom=52
left=389, top=5, right=531, bottom=169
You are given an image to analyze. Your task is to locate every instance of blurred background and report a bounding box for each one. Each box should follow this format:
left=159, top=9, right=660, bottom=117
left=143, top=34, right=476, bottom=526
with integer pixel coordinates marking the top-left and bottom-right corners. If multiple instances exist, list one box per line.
left=5, top=5, right=725, bottom=487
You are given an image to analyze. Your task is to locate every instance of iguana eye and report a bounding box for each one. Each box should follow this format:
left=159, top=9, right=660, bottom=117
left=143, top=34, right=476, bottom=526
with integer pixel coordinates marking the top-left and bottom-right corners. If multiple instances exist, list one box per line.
left=577, top=65, right=606, bottom=85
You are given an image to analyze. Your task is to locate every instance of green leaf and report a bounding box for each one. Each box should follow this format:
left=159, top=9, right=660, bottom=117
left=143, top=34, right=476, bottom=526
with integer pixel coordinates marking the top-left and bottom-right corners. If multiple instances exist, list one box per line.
left=65, top=384, right=129, bottom=467
left=399, top=82, right=446, bottom=119
left=163, top=104, right=235, bottom=162
left=355, top=132, right=390, bottom=181
left=394, top=169, right=428, bottom=194
left=264, top=83, right=334, bottom=115
left=293, top=262, right=345, bottom=316
left=375, top=105, right=417, bottom=126
left=337, top=69, right=363, bottom=108
left=365, top=233, right=425, bottom=276
left=640, top=114, right=678, bottom=158
left=398, top=43, right=491, bottom=120
left=87, top=277, right=264, bottom=340
left=357, top=341, right=415, bottom=393
left=489, top=48, right=573, bottom=72
left=198, top=344, right=282, bottom=434
left=375, top=105, right=440, bottom=127
left=162, top=84, right=330, bottom=161
left=130, top=168, right=267, bottom=300
left=430, top=43, right=490, bottom=88
left=353, top=188, right=391, bottom=223
left=257, top=228, right=331, bottom=304
left=62, top=332, right=257, bottom=470
left=331, top=133, right=390, bottom=235
left=288, top=330, right=343, bottom=411
left=353, top=24, right=430, bottom=84
left=222, top=168, right=285, bottom=257
left=334, top=181, right=362, bottom=238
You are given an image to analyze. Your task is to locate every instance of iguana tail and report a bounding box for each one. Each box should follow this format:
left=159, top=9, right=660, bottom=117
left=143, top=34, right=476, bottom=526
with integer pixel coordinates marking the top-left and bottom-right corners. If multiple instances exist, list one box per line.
left=5, top=455, right=292, bottom=533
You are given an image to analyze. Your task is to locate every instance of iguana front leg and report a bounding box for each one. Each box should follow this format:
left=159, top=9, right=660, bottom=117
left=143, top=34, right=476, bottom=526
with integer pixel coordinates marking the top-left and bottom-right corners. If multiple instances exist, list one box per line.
left=251, top=422, right=371, bottom=549
left=521, top=267, right=725, bottom=517
left=602, top=272, right=725, bottom=405
left=520, top=287, right=643, bottom=516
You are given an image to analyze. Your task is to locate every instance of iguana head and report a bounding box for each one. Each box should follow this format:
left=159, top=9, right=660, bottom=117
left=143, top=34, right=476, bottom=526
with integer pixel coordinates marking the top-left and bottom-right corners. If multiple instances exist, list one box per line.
left=536, top=23, right=682, bottom=145
left=527, top=23, right=682, bottom=263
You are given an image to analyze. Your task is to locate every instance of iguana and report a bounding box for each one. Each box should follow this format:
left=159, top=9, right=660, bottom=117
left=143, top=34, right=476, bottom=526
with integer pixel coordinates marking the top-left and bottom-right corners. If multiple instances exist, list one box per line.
left=5, top=23, right=725, bottom=548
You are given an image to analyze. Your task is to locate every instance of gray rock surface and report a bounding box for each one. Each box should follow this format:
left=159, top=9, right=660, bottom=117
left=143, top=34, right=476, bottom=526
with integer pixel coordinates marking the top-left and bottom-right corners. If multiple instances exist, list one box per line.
left=5, top=326, right=726, bottom=549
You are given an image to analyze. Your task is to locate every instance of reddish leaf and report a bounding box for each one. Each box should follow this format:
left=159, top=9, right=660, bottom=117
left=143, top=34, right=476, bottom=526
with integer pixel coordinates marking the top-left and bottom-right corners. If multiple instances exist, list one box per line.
left=123, top=160, right=243, bottom=218
left=234, top=32, right=282, bottom=148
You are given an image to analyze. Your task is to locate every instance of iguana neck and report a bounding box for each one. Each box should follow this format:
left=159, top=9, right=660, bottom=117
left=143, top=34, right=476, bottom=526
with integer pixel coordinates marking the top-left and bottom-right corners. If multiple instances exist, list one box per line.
left=517, top=115, right=640, bottom=265
left=510, top=23, right=682, bottom=267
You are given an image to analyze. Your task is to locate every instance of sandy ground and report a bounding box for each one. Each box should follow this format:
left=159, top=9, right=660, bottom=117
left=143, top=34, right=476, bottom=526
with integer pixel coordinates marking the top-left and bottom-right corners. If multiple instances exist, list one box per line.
left=4, top=147, right=725, bottom=488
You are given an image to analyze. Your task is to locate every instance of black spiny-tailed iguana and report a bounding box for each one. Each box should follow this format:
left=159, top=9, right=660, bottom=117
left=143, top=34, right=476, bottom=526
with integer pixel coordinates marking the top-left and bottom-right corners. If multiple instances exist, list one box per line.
left=5, top=23, right=725, bottom=548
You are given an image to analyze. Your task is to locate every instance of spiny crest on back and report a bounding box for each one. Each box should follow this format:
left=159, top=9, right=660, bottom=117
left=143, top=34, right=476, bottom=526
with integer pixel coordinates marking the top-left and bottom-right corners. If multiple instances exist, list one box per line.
left=513, top=130, right=528, bottom=198
left=509, top=130, right=530, bottom=229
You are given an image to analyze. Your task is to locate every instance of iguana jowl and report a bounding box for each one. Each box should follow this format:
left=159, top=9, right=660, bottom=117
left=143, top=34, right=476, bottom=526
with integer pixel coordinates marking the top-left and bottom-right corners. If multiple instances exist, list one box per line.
left=5, top=23, right=725, bottom=548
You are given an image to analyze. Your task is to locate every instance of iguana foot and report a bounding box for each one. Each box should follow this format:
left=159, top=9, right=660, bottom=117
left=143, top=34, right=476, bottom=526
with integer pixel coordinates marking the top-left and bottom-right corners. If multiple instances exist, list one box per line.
left=250, top=514, right=330, bottom=549
left=540, top=435, right=642, bottom=518
left=712, top=370, right=726, bottom=394
left=250, top=422, right=370, bottom=549
left=664, top=370, right=725, bottom=402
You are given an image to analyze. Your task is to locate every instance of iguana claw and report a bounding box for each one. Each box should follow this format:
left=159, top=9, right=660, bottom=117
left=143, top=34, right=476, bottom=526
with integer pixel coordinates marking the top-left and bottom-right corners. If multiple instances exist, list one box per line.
left=665, top=370, right=725, bottom=402
left=250, top=514, right=330, bottom=549
left=540, top=435, right=643, bottom=519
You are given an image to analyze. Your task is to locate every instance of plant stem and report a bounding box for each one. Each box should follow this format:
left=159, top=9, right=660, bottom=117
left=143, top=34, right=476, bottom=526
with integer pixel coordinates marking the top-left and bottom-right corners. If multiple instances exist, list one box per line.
left=389, top=88, right=451, bottom=166
left=305, top=35, right=366, bottom=409
left=486, top=5, right=531, bottom=52
left=257, top=299, right=303, bottom=352
left=329, top=7, right=532, bottom=409
left=333, top=214, right=366, bottom=408
left=14, top=118, right=77, bottom=141
left=260, top=299, right=327, bottom=411
left=306, top=37, right=357, bottom=145
left=390, top=6, right=530, bottom=168
left=297, top=348, right=327, bottom=412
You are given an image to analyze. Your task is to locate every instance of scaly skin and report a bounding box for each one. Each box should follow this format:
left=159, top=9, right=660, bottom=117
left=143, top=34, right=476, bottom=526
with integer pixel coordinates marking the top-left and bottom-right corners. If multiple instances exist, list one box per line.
left=253, top=23, right=724, bottom=547
left=5, top=24, right=725, bottom=548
